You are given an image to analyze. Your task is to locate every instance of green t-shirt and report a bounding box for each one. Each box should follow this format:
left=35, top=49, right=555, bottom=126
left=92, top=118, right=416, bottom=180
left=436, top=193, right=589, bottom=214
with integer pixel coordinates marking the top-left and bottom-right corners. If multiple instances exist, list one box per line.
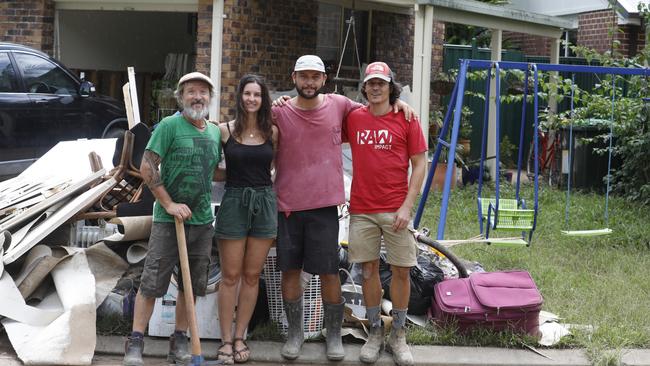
left=146, top=114, right=222, bottom=225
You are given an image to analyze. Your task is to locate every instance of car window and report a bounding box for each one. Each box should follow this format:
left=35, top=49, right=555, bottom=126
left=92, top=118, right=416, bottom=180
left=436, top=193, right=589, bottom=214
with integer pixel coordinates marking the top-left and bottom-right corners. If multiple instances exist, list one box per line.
left=0, top=52, right=18, bottom=92
left=13, top=53, right=78, bottom=96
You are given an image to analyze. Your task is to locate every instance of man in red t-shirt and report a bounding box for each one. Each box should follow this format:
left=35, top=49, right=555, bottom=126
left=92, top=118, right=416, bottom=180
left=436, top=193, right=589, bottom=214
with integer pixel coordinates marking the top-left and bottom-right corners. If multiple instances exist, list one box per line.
left=344, top=62, right=426, bottom=366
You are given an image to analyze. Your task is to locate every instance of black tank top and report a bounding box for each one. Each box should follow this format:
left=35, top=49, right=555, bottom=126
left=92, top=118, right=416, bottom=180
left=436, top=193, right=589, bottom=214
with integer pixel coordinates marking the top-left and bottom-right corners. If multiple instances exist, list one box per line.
left=223, top=125, right=273, bottom=188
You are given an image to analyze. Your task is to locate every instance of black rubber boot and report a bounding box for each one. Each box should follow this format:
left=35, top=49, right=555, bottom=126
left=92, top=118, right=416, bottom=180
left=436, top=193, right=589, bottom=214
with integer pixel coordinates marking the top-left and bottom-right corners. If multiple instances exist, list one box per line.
left=123, top=336, right=144, bottom=366
left=324, top=297, right=345, bottom=361
left=281, top=297, right=304, bottom=360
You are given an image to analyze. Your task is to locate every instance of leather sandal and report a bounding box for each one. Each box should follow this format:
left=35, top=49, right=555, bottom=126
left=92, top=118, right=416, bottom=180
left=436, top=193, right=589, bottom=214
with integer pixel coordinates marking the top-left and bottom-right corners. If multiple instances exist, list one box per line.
left=233, top=338, right=250, bottom=363
left=217, top=341, right=234, bottom=365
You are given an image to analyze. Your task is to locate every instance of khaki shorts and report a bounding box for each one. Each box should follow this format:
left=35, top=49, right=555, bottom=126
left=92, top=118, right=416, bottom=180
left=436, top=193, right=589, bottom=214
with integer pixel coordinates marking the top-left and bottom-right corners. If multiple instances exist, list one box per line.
left=348, top=213, right=417, bottom=267
left=139, top=222, right=213, bottom=298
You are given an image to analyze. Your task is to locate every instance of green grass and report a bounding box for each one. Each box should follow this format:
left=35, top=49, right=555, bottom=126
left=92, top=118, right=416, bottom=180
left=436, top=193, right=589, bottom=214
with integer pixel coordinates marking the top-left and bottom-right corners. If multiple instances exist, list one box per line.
left=414, top=182, right=650, bottom=363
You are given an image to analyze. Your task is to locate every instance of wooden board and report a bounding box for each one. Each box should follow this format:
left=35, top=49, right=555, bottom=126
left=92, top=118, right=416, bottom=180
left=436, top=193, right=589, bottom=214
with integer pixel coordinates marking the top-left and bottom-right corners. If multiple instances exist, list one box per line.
left=2, top=177, right=116, bottom=265
left=0, top=170, right=105, bottom=232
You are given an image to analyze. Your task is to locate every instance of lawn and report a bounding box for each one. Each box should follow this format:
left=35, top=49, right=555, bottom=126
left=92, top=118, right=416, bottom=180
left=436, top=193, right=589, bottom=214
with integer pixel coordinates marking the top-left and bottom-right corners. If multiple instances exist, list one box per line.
left=414, top=182, right=650, bottom=363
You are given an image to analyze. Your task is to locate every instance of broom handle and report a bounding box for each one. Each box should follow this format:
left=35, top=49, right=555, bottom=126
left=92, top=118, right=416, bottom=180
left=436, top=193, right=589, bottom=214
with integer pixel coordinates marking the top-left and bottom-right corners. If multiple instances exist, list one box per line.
left=174, top=218, right=202, bottom=356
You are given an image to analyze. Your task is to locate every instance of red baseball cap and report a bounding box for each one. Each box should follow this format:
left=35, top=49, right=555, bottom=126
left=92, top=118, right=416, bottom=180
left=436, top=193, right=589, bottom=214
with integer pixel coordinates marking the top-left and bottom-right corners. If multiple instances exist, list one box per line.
left=363, top=62, right=392, bottom=83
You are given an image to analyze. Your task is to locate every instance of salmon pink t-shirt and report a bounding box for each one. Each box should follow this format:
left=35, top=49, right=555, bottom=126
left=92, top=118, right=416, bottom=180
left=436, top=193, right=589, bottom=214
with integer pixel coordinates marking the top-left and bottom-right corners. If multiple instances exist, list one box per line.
left=273, top=94, right=361, bottom=212
left=344, top=106, right=427, bottom=214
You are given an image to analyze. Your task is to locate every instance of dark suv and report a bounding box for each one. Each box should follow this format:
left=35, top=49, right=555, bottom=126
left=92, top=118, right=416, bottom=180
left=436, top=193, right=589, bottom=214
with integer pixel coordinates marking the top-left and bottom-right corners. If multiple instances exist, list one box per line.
left=0, top=42, right=127, bottom=175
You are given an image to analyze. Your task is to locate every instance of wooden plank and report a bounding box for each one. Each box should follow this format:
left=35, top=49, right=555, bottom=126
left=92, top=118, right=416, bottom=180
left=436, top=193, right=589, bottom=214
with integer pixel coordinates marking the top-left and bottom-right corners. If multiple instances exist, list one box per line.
left=127, top=67, right=140, bottom=127
left=0, top=170, right=105, bottom=233
left=3, top=176, right=116, bottom=265
left=123, top=83, right=135, bottom=128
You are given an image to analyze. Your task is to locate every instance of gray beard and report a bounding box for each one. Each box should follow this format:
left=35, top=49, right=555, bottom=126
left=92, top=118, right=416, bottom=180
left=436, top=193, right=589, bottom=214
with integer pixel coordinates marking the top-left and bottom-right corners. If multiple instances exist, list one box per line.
left=183, top=103, right=210, bottom=120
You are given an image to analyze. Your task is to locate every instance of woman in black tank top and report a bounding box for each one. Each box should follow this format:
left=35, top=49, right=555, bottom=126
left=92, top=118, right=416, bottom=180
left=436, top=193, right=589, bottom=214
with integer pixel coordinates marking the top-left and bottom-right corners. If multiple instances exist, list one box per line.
left=214, top=75, right=278, bottom=364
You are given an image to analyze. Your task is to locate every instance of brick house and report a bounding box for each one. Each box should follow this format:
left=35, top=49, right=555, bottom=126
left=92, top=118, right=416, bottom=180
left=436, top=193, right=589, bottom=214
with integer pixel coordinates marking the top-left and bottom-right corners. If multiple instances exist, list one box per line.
left=1, top=0, right=572, bottom=155
left=504, top=0, right=647, bottom=57
left=0, top=0, right=446, bottom=122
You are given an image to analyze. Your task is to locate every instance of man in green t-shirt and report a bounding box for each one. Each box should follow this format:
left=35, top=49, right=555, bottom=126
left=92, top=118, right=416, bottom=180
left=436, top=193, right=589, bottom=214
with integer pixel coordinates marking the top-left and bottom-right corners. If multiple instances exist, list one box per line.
left=123, top=72, right=222, bottom=366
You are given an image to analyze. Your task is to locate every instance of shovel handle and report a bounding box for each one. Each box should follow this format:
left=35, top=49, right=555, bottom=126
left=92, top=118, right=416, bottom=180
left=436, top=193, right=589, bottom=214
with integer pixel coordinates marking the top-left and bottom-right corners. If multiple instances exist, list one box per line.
left=174, top=217, right=202, bottom=357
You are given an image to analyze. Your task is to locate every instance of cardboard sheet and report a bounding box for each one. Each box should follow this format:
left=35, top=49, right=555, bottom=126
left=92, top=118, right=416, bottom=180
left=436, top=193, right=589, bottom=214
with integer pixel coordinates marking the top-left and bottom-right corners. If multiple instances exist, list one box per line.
left=0, top=246, right=64, bottom=327
left=2, top=243, right=127, bottom=365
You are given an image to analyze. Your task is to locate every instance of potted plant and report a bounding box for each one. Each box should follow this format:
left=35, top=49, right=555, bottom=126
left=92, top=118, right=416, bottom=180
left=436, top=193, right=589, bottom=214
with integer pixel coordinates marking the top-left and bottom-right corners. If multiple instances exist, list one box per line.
left=458, top=106, right=474, bottom=157
left=429, top=130, right=467, bottom=191
left=499, top=135, right=518, bottom=183
left=432, top=70, right=456, bottom=96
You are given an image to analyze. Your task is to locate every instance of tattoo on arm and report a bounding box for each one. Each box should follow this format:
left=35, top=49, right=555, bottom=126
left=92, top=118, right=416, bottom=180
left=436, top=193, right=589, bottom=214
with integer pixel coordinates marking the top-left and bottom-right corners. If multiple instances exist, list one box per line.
left=141, top=150, right=163, bottom=189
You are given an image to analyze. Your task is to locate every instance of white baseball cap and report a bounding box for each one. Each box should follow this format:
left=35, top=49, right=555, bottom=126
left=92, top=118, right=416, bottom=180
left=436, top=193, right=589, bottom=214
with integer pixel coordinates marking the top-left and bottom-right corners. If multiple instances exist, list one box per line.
left=363, top=62, right=392, bottom=83
left=294, top=55, right=326, bottom=73
left=178, top=72, right=215, bottom=92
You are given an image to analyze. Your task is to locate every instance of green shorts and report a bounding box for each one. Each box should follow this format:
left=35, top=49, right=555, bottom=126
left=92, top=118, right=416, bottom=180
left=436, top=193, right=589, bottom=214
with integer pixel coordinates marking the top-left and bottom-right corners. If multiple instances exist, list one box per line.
left=214, top=186, right=277, bottom=239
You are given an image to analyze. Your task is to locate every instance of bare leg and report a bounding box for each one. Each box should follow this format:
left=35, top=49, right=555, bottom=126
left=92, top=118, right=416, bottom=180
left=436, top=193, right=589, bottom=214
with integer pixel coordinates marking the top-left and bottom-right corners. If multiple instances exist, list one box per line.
left=175, top=290, right=189, bottom=332
left=319, top=273, right=342, bottom=304
left=389, top=265, right=411, bottom=310
left=132, top=291, right=156, bottom=333
left=217, top=238, right=246, bottom=348
left=234, top=237, right=273, bottom=338
left=281, top=269, right=303, bottom=302
left=361, top=259, right=382, bottom=307
left=233, top=236, right=273, bottom=362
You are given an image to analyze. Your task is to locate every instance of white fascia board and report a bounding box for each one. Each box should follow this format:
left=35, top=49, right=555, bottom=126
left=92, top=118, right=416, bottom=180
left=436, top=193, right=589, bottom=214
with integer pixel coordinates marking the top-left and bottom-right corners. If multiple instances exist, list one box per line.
left=430, top=6, right=564, bottom=38
left=319, top=0, right=414, bottom=15
left=419, top=0, right=574, bottom=34
left=54, top=0, right=197, bottom=12
left=507, top=0, right=610, bottom=17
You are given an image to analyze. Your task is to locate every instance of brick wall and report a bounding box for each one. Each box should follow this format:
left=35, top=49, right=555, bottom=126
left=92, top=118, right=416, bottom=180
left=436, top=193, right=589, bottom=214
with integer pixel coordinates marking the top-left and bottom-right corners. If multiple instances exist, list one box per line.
left=196, top=2, right=445, bottom=121
left=503, top=31, right=552, bottom=56
left=197, top=0, right=318, bottom=120
left=0, top=0, right=54, bottom=55
left=371, top=11, right=445, bottom=107
left=577, top=9, right=617, bottom=54
left=577, top=10, right=645, bottom=57
left=617, top=24, right=645, bottom=57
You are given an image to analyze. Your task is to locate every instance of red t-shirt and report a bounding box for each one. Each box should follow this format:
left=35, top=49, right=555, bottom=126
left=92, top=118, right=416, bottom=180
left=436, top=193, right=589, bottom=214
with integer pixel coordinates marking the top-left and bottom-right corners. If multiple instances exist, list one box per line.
left=344, top=106, right=427, bottom=214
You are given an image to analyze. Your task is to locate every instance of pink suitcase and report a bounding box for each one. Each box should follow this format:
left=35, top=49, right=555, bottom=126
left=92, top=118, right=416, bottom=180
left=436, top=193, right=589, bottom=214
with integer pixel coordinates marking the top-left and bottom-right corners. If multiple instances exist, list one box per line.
left=432, top=271, right=543, bottom=335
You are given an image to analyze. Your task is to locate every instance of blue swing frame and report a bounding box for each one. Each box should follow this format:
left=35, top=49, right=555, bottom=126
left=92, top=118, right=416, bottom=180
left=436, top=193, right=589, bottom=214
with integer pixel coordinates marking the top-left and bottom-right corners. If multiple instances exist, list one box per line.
left=413, top=59, right=650, bottom=243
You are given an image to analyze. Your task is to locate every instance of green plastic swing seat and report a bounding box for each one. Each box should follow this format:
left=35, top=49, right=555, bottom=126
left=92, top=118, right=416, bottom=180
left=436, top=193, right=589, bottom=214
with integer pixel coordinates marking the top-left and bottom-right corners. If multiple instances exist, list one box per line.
left=561, top=228, right=613, bottom=237
left=479, top=198, right=535, bottom=230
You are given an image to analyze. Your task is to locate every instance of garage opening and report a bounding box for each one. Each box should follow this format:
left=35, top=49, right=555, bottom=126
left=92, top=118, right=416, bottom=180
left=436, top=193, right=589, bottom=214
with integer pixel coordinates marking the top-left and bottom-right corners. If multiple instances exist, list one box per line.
left=56, top=9, right=197, bottom=125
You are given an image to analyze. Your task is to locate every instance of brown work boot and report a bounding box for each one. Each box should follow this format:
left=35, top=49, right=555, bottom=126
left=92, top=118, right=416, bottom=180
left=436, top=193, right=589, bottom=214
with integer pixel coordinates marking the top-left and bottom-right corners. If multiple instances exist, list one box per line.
left=168, top=331, right=192, bottom=364
left=360, top=324, right=384, bottom=363
left=123, top=336, right=144, bottom=366
left=386, top=327, right=414, bottom=366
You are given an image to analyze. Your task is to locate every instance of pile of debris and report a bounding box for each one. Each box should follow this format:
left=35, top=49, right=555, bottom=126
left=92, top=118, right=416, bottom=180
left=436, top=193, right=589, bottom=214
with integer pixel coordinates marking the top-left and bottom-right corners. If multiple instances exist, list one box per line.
left=0, top=126, right=155, bottom=365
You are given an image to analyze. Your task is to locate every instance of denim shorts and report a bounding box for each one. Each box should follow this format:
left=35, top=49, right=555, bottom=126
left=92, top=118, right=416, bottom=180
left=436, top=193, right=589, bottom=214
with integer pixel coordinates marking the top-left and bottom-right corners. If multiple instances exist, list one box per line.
left=214, top=186, right=277, bottom=239
left=139, top=222, right=213, bottom=298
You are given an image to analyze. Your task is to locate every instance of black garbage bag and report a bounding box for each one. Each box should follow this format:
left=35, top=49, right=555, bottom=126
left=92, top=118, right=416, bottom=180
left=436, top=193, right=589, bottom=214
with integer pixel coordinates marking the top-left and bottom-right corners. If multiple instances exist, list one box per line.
left=408, top=255, right=444, bottom=314
left=338, top=245, right=352, bottom=284
left=380, top=252, right=444, bottom=315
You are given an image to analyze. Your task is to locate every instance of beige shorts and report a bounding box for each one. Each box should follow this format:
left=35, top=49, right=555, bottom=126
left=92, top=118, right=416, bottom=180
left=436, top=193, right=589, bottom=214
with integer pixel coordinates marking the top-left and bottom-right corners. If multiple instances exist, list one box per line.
left=348, top=213, right=417, bottom=267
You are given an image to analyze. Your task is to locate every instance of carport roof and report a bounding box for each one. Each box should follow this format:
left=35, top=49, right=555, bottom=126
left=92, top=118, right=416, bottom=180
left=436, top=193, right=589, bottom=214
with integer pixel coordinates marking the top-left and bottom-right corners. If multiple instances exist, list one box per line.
left=365, top=0, right=574, bottom=38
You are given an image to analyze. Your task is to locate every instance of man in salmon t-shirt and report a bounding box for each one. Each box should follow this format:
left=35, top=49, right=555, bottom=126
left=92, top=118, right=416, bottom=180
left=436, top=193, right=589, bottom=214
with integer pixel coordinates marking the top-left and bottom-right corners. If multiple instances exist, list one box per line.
left=272, top=55, right=415, bottom=362
left=344, top=62, right=426, bottom=366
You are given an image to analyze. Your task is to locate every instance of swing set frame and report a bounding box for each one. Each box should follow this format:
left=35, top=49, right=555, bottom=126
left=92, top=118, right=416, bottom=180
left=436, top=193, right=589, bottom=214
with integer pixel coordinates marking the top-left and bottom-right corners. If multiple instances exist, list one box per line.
left=413, top=59, right=649, bottom=244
